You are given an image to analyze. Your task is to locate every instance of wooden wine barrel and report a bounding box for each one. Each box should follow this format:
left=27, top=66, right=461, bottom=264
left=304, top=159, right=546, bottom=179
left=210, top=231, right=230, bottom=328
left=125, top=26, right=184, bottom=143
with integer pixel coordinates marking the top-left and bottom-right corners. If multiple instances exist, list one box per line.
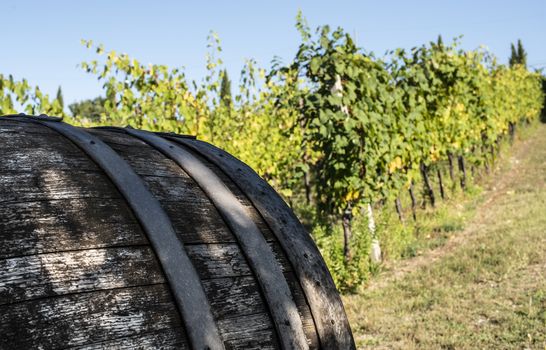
left=0, top=114, right=355, bottom=350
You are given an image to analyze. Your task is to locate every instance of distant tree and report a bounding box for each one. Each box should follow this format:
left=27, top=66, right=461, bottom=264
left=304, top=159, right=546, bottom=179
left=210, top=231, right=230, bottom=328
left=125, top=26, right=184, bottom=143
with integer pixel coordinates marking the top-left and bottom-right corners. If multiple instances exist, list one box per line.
left=509, top=43, right=518, bottom=67
left=68, top=96, right=106, bottom=121
left=436, top=34, right=444, bottom=48
left=56, top=86, right=64, bottom=109
left=516, top=39, right=527, bottom=68
left=219, top=69, right=232, bottom=108
left=509, top=39, right=527, bottom=68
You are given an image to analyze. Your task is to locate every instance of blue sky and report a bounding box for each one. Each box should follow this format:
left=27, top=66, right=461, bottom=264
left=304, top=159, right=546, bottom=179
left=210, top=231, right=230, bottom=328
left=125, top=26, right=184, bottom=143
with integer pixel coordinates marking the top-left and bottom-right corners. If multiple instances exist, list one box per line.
left=1, top=0, right=545, bottom=106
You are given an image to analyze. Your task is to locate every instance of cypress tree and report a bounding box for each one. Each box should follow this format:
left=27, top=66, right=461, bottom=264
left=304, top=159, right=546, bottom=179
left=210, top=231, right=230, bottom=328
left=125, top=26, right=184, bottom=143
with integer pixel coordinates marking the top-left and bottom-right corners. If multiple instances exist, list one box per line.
left=56, top=86, right=64, bottom=109
left=516, top=39, right=527, bottom=68
left=436, top=34, right=444, bottom=48
left=509, top=43, right=517, bottom=67
left=219, top=69, right=232, bottom=108
left=509, top=39, right=527, bottom=67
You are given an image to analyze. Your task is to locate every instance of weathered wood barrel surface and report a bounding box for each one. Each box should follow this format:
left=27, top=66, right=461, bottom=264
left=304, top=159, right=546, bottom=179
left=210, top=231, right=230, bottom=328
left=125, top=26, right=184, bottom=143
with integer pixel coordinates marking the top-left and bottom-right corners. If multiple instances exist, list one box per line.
left=0, top=114, right=355, bottom=350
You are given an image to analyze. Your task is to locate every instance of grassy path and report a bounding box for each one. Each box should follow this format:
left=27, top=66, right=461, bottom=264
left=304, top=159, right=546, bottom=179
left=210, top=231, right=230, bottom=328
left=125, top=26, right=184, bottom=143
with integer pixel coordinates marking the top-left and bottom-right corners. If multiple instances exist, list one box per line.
left=343, top=123, right=546, bottom=349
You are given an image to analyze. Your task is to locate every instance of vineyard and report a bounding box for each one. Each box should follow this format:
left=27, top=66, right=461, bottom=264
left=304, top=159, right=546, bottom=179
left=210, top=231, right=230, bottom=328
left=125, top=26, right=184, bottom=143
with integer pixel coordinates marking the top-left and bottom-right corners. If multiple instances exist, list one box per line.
left=1, top=13, right=544, bottom=292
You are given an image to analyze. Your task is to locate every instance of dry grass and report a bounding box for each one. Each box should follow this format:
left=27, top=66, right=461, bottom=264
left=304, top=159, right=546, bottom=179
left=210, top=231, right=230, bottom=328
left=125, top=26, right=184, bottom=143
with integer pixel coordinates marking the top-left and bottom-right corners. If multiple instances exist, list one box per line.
left=343, top=123, right=546, bottom=349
